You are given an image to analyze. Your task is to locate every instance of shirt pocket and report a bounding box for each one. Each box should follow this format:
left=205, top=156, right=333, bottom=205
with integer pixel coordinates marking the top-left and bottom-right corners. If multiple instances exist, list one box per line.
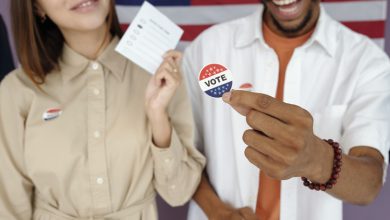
left=312, top=105, right=348, bottom=141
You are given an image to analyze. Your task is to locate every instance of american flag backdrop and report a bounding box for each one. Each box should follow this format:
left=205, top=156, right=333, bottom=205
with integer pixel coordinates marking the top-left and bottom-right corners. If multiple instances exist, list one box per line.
left=115, top=0, right=387, bottom=50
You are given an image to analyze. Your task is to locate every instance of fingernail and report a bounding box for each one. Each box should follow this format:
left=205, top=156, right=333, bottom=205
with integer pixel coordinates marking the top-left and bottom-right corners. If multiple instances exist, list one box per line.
left=222, top=92, right=231, bottom=103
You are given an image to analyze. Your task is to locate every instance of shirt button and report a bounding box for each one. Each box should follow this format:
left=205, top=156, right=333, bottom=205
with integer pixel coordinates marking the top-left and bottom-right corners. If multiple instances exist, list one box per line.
left=164, top=158, right=172, bottom=163
left=96, top=177, right=104, bottom=184
left=170, top=184, right=176, bottom=190
left=94, top=131, right=101, bottom=138
left=91, top=62, right=99, bottom=70
left=93, top=88, right=100, bottom=95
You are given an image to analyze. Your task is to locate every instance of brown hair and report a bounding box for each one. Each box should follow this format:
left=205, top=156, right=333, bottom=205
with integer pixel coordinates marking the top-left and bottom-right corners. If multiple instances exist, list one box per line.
left=11, top=0, right=123, bottom=84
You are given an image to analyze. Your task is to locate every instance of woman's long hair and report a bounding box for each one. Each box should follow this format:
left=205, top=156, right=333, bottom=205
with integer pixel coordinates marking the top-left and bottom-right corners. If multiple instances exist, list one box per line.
left=11, top=0, right=123, bottom=84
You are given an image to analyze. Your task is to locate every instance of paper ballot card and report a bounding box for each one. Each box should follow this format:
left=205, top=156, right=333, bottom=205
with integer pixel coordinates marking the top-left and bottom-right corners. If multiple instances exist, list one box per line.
left=115, top=1, right=184, bottom=74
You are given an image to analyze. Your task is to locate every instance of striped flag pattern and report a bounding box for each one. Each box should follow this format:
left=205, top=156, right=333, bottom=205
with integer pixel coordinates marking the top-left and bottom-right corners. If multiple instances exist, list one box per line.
left=115, top=0, right=387, bottom=49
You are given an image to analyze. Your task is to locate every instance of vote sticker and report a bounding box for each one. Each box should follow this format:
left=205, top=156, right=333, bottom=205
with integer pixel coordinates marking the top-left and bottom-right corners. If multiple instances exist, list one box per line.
left=198, top=64, right=233, bottom=98
left=42, top=108, right=62, bottom=121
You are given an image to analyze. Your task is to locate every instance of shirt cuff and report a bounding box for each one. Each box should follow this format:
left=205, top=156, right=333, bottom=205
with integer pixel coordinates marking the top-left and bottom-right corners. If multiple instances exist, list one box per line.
left=341, top=130, right=389, bottom=183
left=150, top=128, right=186, bottom=183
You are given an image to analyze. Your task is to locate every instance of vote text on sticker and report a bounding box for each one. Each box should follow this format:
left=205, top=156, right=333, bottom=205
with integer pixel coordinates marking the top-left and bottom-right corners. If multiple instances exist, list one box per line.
left=198, top=64, right=233, bottom=98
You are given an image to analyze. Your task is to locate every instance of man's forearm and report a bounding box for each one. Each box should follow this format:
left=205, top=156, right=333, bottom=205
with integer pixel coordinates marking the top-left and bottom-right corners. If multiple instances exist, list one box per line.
left=193, top=173, right=259, bottom=220
left=312, top=145, right=384, bottom=205
left=193, top=174, right=227, bottom=217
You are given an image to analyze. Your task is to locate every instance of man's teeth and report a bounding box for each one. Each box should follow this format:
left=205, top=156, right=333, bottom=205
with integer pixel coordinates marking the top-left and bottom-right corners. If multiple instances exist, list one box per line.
left=272, top=0, right=297, bottom=6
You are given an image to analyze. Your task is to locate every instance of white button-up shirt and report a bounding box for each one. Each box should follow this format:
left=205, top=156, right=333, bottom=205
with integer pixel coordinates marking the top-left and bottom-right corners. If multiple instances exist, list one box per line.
left=183, top=5, right=390, bottom=220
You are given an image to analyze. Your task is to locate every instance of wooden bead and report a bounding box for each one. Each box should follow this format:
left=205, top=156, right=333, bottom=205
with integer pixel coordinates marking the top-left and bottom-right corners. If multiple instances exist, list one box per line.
left=302, top=139, right=342, bottom=192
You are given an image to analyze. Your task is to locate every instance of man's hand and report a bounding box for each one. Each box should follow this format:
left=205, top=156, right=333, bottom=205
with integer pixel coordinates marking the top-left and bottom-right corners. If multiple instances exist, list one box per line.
left=193, top=174, right=260, bottom=220
left=220, top=90, right=384, bottom=205
left=222, top=90, right=334, bottom=183
left=210, top=206, right=258, bottom=220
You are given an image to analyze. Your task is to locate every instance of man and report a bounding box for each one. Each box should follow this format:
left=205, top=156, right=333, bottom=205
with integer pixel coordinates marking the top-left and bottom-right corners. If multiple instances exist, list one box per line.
left=182, top=0, right=390, bottom=219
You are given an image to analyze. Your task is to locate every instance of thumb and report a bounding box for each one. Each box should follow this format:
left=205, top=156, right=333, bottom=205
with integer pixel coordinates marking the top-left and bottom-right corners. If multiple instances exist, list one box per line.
left=222, top=91, right=251, bottom=116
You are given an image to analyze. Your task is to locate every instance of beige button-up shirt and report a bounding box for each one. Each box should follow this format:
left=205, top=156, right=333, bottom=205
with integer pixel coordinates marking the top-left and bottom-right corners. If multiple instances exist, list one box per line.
left=0, top=37, right=205, bottom=220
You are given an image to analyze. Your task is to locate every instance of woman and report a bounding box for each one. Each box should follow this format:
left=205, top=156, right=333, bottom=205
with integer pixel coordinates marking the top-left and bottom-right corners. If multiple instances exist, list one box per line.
left=0, top=0, right=205, bottom=219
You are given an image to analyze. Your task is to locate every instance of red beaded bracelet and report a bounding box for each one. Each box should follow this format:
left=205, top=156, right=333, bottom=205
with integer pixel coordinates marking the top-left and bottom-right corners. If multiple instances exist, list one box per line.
left=301, top=139, right=343, bottom=191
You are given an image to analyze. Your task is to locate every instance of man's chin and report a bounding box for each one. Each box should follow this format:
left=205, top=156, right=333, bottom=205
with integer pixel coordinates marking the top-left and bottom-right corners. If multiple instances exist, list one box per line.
left=263, top=0, right=319, bottom=36
left=275, top=20, right=305, bottom=33
left=270, top=8, right=313, bottom=35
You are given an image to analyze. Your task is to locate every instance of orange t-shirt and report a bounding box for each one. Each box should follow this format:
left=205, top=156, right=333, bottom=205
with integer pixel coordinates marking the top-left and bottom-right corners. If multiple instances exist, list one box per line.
left=255, top=23, right=314, bottom=220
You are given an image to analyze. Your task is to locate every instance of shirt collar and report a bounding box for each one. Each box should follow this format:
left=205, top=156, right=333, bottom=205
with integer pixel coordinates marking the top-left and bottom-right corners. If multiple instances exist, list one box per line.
left=234, top=6, right=265, bottom=49
left=60, top=36, right=127, bottom=82
left=306, top=6, right=337, bottom=57
left=234, top=5, right=337, bottom=57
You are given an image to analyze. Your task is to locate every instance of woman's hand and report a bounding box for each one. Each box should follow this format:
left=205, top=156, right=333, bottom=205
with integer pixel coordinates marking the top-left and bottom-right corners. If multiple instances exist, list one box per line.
left=145, top=50, right=182, bottom=118
left=145, top=50, right=182, bottom=148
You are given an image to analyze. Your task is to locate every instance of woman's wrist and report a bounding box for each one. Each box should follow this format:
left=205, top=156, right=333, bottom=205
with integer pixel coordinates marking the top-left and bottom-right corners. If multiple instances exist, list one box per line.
left=148, top=110, right=172, bottom=148
left=147, top=109, right=168, bottom=123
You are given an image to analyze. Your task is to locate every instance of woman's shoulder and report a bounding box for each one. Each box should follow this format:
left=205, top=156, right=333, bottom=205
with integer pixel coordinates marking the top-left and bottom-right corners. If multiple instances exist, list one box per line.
left=0, top=67, right=36, bottom=91
left=0, top=68, right=37, bottom=113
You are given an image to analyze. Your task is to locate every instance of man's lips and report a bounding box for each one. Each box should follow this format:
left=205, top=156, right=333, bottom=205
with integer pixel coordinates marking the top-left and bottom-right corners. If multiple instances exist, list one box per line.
left=272, top=0, right=298, bottom=6
left=269, top=0, right=304, bottom=20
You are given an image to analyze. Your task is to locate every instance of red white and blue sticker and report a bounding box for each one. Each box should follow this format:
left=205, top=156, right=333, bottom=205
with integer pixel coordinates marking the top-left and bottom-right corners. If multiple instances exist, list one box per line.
left=198, top=63, right=233, bottom=98
left=42, top=108, right=62, bottom=121
left=239, top=83, right=253, bottom=91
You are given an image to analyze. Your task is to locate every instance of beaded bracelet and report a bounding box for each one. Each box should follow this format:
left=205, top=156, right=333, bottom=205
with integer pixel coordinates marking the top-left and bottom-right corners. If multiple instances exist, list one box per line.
left=301, top=139, right=342, bottom=191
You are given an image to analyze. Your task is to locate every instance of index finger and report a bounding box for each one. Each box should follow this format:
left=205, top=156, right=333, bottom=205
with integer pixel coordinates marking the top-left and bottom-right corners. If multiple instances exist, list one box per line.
left=222, top=90, right=299, bottom=124
left=163, top=50, right=182, bottom=64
